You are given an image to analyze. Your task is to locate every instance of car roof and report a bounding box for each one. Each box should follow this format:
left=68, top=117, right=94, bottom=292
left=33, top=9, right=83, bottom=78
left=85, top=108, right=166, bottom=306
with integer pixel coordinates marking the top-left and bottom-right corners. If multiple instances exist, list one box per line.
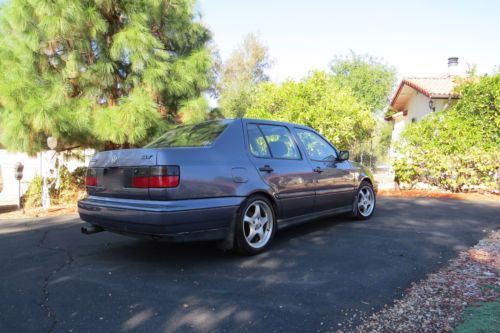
left=236, top=118, right=313, bottom=130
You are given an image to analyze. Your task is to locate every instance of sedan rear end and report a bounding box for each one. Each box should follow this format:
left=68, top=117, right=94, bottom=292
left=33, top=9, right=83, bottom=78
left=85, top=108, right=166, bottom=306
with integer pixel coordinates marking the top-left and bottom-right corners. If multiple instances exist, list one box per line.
left=78, top=119, right=246, bottom=242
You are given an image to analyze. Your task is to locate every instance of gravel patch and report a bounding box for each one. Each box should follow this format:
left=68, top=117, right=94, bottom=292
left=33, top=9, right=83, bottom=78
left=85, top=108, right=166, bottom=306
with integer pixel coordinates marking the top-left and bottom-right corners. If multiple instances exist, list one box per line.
left=339, top=229, right=500, bottom=333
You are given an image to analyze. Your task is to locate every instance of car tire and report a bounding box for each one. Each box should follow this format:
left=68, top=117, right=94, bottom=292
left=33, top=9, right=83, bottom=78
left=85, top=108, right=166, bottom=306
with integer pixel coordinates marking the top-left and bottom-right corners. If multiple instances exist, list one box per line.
left=351, top=181, right=376, bottom=220
left=234, top=195, right=277, bottom=255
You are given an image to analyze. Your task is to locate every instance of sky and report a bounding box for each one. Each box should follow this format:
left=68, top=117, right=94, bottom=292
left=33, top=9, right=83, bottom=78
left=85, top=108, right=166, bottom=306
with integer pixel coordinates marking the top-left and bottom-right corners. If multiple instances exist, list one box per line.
left=197, top=0, right=500, bottom=82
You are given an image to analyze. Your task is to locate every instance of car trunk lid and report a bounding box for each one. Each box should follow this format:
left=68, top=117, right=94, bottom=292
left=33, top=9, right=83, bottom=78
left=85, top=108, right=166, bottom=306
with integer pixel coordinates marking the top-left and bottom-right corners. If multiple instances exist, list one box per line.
left=87, top=149, right=159, bottom=199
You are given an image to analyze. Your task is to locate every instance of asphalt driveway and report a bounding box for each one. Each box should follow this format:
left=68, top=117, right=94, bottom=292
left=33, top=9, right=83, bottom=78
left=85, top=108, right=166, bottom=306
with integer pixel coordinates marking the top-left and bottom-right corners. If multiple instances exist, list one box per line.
left=0, top=197, right=499, bottom=333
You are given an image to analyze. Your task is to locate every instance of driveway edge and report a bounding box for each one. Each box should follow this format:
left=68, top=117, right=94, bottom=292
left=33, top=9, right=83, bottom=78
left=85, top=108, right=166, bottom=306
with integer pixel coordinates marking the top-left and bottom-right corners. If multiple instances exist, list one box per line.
left=339, top=229, right=500, bottom=332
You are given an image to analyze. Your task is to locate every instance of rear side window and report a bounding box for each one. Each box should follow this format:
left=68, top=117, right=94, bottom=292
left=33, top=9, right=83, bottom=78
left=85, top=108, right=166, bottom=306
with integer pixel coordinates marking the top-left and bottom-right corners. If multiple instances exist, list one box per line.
left=247, top=124, right=301, bottom=160
left=247, top=124, right=271, bottom=158
left=145, top=120, right=232, bottom=148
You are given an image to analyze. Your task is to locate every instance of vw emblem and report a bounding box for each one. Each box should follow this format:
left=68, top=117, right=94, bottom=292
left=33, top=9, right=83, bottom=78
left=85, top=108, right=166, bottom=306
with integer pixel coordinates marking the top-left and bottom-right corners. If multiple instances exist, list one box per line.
left=111, top=153, right=118, bottom=164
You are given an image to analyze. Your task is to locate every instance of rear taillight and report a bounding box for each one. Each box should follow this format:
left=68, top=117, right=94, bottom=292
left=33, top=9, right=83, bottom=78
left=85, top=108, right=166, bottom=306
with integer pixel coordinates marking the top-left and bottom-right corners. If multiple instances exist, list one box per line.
left=131, top=166, right=149, bottom=188
left=132, top=166, right=180, bottom=188
left=149, top=175, right=180, bottom=188
left=86, top=168, right=97, bottom=187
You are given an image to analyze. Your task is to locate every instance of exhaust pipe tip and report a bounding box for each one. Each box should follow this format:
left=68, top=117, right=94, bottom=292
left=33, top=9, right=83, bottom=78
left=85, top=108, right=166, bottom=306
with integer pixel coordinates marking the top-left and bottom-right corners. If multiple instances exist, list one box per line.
left=81, top=224, right=104, bottom=235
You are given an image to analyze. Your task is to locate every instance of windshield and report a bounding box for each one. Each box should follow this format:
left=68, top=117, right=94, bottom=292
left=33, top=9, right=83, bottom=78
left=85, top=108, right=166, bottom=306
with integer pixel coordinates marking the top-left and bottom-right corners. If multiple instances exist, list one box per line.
left=144, top=120, right=233, bottom=148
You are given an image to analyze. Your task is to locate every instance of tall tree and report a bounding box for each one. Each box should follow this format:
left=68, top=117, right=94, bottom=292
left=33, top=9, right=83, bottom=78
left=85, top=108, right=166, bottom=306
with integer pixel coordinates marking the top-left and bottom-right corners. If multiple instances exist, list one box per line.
left=330, top=51, right=396, bottom=113
left=0, top=0, right=213, bottom=154
left=217, top=33, right=271, bottom=118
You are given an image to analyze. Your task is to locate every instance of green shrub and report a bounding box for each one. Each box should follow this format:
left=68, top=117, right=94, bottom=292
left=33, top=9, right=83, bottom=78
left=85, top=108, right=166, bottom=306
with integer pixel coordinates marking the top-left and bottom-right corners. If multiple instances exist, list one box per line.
left=23, top=175, right=43, bottom=208
left=246, top=71, right=376, bottom=151
left=71, top=167, right=88, bottom=189
left=394, top=148, right=499, bottom=192
left=22, top=166, right=87, bottom=208
left=393, top=75, right=500, bottom=192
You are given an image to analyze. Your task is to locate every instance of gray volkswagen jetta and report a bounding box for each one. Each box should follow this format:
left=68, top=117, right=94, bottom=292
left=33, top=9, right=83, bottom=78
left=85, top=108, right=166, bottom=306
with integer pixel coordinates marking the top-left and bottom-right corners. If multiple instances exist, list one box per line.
left=79, top=118, right=377, bottom=254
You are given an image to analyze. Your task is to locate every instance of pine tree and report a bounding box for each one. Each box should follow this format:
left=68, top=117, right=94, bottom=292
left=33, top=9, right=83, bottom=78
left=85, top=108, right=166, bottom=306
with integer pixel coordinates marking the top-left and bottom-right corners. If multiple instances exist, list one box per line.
left=0, top=0, right=213, bottom=154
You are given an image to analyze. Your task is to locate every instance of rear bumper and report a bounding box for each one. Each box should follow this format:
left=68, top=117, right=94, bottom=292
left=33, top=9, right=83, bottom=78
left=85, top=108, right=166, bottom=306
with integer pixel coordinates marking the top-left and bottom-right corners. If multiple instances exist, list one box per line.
left=78, top=196, right=244, bottom=242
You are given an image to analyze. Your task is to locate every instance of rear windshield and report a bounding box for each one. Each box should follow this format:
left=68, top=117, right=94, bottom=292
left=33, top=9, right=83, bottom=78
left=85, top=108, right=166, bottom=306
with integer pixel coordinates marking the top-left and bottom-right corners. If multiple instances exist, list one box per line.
left=144, top=120, right=233, bottom=148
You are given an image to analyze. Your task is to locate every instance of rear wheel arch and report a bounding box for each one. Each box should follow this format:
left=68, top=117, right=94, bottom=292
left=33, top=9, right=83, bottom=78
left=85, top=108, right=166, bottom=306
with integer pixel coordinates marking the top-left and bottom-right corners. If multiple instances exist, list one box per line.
left=244, top=190, right=279, bottom=217
left=217, top=190, right=278, bottom=252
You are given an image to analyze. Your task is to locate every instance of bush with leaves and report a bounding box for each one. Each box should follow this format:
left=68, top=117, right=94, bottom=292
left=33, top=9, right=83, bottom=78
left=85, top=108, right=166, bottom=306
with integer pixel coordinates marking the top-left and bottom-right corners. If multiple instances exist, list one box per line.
left=393, top=148, right=499, bottom=192
left=22, top=166, right=87, bottom=208
left=394, top=75, right=500, bottom=192
left=246, top=71, right=376, bottom=151
left=23, top=176, right=44, bottom=208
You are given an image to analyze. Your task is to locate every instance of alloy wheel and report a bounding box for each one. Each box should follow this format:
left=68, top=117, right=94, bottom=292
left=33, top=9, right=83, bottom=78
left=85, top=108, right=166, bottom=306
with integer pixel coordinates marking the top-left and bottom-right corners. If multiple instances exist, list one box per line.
left=357, top=186, right=375, bottom=217
left=242, top=200, right=274, bottom=249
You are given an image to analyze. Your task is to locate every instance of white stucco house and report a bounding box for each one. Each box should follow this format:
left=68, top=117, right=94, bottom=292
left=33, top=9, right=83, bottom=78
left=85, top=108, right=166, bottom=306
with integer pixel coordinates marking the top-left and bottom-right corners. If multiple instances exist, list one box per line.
left=387, top=76, right=460, bottom=145
left=0, top=148, right=43, bottom=206
left=387, top=58, right=465, bottom=151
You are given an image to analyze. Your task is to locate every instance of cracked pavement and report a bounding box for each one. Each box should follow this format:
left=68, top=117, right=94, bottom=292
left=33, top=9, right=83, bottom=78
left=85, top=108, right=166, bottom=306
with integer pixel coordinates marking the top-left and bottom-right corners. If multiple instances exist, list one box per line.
left=0, top=197, right=499, bottom=332
left=38, top=228, right=75, bottom=332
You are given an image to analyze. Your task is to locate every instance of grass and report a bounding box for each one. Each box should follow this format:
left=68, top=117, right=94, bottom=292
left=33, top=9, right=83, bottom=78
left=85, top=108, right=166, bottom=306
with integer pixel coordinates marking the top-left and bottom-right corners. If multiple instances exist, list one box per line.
left=454, top=300, right=500, bottom=333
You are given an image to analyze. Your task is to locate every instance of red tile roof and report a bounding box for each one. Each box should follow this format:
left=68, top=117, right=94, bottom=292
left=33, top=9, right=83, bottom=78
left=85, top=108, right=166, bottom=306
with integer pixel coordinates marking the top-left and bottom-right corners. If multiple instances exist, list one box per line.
left=390, top=77, right=459, bottom=108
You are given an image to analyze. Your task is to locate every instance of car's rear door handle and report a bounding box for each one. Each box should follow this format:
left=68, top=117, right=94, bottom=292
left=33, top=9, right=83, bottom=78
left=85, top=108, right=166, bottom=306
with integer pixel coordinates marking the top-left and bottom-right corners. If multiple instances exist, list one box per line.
left=313, top=167, right=323, bottom=173
left=259, top=165, right=274, bottom=173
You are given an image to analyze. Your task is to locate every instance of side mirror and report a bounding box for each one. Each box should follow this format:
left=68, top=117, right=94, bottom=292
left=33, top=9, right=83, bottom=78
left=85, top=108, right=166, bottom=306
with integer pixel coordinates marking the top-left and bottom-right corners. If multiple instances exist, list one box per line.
left=338, top=150, right=349, bottom=161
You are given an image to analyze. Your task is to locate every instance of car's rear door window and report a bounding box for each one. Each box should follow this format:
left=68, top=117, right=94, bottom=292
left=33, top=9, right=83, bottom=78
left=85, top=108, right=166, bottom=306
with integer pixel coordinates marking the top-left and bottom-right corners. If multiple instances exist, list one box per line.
left=249, top=124, right=301, bottom=160
left=145, top=120, right=232, bottom=148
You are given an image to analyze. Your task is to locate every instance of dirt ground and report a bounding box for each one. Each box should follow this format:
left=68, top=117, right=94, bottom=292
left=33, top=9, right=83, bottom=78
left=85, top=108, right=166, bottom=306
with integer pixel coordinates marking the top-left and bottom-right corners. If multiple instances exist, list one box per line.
left=0, top=205, right=77, bottom=219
